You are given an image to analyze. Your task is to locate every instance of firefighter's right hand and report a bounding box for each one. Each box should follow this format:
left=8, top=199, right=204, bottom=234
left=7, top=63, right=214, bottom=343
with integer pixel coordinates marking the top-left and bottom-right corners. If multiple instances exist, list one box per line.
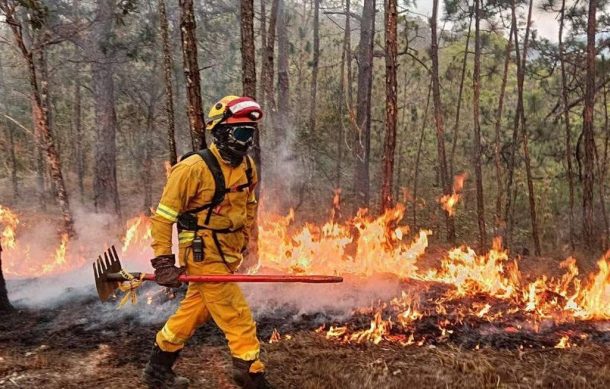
left=150, top=254, right=184, bottom=288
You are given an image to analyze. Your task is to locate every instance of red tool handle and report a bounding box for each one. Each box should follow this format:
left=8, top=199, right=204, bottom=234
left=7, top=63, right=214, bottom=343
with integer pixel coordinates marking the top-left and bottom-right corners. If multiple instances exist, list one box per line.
left=109, top=272, right=343, bottom=284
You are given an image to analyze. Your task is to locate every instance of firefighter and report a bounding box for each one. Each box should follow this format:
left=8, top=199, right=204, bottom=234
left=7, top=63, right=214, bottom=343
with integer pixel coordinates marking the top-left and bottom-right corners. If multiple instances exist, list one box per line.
left=142, top=96, right=270, bottom=388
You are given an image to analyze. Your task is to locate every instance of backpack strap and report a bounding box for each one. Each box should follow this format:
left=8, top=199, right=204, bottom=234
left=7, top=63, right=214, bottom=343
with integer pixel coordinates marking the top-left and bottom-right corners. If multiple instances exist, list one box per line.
left=179, top=152, right=252, bottom=226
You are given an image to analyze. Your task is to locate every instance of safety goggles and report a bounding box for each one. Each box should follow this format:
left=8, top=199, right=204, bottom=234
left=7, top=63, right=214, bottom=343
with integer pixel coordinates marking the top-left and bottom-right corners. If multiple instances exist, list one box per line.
left=227, top=125, right=256, bottom=147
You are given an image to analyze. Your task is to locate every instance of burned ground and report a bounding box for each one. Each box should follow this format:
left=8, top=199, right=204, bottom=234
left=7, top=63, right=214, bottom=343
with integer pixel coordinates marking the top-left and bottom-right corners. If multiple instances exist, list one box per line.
left=1, top=278, right=609, bottom=389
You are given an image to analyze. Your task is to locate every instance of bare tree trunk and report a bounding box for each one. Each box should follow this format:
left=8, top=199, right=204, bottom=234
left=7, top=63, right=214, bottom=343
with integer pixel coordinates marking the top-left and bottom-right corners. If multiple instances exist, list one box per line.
left=582, top=0, right=597, bottom=251
left=308, top=0, right=320, bottom=134
left=261, top=0, right=279, bottom=119
left=277, top=0, right=290, bottom=133
left=413, top=84, right=432, bottom=230
left=0, top=57, right=19, bottom=200
left=449, top=10, right=472, bottom=177
left=241, top=0, right=257, bottom=99
left=91, top=0, right=121, bottom=218
left=159, top=0, right=178, bottom=165
left=73, top=78, right=85, bottom=202
left=430, top=0, right=455, bottom=242
left=504, top=0, right=521, bottom=247
left=472, top=0, right=487, bottom=249
left=180, top=0, right=205, bottom=149
left=2, top=6, right=75, bottom=236
left=0, top=244, right=13, bottom=312
left=353, top=0, right=375, bottom=209
left=494, top=22, right=513, bottom=232
left=519, top=0, right=541, bottom=255
left=381, top=0, right=398, bottom=211
left=337, top=0, right=352, bottom=188
left=558, top=0, right=576, bottom=252
left=258, top=0, right=267, bottom=102
left=143, top=103, right=154, bottom=210
left=600, top=81, right=610, bottom=250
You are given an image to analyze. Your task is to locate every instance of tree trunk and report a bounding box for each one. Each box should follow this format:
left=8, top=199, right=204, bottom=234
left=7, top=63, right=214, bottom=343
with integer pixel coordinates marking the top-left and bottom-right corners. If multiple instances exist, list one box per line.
left=558, top=0, right=576, bottom=252
left=493, top=22, right=513, bottom=233
left=381, top=0, right=398, bottom=211
left=337, top=0, right=353, bottom=189
left=143, top=103, right=154, bottom=210
left=277, top=0, right=290, bottom=133
left=430, top=0, right=455, bottom=243
left=73, top=78, right=85, bottom=202
left=449, top=11, right=472, bottom=177
left=600, top=81, right=610, bottom=250
left=91, top=0, right=121, bottom=218
left=353, top=0, right=375, bottom=209
left=2, top=7, right=75, bottom=236
left=180, top=0, right=205, bottom=149
left=159, top=0, right=178, bottom=166
left=241, top=0, right=257, bottom=99
left=258, top=0, right=268, bottom=102
left=472, top=0, right=487, bottom=250
left=519, top=0, right=541, bottom=255
left=0, top=244, right=13, bottom=312
left=0, top=57, right=19, bottom=200
left=413, top=84, right=433, bottom=230
left=262, top=0, right=279, bottom=121
left=504, top=0, right=521, bottom=246
left=308, top=0, right=320, bottom=134
left=582, top=0, right=597, bottom=251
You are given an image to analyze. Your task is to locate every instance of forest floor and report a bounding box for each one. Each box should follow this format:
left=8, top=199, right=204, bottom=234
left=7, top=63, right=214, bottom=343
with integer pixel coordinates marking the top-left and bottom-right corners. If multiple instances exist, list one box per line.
left=2, top=249, right=610, bottom=389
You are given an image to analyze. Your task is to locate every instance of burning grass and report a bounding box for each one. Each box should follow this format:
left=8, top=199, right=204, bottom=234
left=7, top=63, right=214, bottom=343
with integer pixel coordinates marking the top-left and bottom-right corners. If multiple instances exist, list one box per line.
left=1, top=199, right=610, bottom=386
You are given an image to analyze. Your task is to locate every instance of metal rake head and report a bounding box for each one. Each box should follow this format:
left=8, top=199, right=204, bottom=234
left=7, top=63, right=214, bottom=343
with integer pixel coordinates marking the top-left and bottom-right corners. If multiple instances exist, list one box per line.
left=93, top=245, right=123, bottom=302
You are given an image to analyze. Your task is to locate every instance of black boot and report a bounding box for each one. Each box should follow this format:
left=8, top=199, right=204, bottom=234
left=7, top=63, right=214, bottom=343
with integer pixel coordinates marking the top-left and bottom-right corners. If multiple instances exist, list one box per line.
left=232, top=358, right=272, bottom=389
left=142, top=344, right=190, bottom=389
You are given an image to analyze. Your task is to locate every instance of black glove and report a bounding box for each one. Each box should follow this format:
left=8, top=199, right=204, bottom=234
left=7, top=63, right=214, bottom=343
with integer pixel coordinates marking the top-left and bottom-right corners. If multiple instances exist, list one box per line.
left=150, top=254, right=184, bottom=288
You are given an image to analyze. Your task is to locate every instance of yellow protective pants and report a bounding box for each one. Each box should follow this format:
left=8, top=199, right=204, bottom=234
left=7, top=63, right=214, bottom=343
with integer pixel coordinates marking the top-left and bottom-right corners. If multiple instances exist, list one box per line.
left=155, top=272, right=264, bottom=373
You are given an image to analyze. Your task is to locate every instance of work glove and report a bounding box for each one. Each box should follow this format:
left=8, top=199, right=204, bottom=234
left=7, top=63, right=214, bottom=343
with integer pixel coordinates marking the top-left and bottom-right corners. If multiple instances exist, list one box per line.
left=150, top=254, right=184, bottom=288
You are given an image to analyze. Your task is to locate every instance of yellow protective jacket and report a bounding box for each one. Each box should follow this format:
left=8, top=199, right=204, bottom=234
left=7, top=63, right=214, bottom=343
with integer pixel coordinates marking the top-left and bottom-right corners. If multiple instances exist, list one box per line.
left=151, top=143, right=258, bottom=273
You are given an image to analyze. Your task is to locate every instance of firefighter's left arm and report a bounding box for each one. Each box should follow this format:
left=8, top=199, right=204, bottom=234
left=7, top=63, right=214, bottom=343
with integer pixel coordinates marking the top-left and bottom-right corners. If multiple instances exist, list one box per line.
left=243, top=157, right=259, bottom=248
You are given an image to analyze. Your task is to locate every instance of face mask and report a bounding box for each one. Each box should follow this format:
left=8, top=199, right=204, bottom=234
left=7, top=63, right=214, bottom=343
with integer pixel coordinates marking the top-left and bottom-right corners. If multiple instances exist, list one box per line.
left=212, top=125, right=256, bottom=167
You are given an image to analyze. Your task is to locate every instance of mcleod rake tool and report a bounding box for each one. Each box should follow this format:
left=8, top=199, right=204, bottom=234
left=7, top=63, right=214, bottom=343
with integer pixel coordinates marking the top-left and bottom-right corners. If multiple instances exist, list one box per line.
left=93, top=246, right=343, bottom=302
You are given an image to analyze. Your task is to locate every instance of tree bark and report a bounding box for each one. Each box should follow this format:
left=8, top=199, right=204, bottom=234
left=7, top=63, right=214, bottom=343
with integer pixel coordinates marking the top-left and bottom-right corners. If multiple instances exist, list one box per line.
left=381, top=0, right=398, bottom=211
left=582, top=0, right=597, bottom=251
left=337, top=0, right=353, bottom=188
left=258, top=0, right=268, bottom=101
left=73, top=77, right=85, bottom=202
left=449, top=10, right=472, bottom=177
left=91, top=0, right=121, bottom=218
left=493, top=22, right=513, bottom=233
left=353, top=0, right=375, bottom=209
left=241, top=0, right=257, bottom=99
left=430, top=0, right=455, bottom=242
left=0, top=243, right=13, bottom=312
left=180, top=0, right=205, bottom=149
left=413, top=84, right=433, bottom=230
left=308, top=0, right=320, bottom=134
left=143, top=102, right=154, bottom=210
left=472, top=0, right=487, bottom=250
left=558, top=0, right=576, bottom=252
left=261, top=0, right=279, bottom=120
left=159, top=0, right=178, bottom=166
left=519, top=0, right=541, bottom=255
left=600, top=81, right=610, bottom=250
left=1, top=4, right=75, bottom=236
left=0, top=56, right=19, bottom=200
left=277, top=0, right=290, bottom=133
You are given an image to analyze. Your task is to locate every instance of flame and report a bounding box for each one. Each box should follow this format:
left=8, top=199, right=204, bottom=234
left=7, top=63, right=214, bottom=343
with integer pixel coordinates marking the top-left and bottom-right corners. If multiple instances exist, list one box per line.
left=439, top=173, right=467, bottom=216
left=2, top=194, right=610, bottom=348
left=0, top=205, right=18, bottom=249
left=269, top=328, right=281, bottom=343
left=554, top=335, right=572, bottom=349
